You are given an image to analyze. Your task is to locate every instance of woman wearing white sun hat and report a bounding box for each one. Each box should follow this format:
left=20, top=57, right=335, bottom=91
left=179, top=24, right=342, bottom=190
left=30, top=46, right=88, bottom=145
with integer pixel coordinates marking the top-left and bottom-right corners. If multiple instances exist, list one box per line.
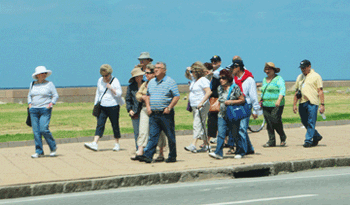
left=28, top=66, right=59, bottom=158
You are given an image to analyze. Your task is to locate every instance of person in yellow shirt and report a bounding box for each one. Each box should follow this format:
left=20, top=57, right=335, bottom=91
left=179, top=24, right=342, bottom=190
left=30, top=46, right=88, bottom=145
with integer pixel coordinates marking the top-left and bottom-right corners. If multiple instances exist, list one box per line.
left=293, top=60, right=325, bottom=147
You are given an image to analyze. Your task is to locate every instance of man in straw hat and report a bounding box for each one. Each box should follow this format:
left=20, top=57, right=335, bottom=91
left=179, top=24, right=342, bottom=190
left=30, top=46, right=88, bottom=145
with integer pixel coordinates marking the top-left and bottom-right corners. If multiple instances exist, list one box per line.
left=136, top=62, right=180, bottom=163
left=293, top=59, right=325, bottom=148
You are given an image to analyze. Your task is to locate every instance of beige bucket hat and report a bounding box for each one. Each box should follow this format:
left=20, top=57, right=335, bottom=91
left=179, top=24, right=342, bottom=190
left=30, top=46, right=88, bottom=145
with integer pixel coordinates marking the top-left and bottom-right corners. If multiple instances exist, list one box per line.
left=138, top=52, right=153, bottom=61
left=129, top=66, right=145, bottom=83
left=264, top=62, right=280, bottom=73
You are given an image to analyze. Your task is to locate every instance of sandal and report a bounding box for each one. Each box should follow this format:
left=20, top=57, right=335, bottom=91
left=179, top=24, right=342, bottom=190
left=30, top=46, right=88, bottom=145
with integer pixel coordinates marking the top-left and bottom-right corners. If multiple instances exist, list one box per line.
left=280, top=141, right=286, bottom=147
left=154, top=155, right=165, bottom=162
left=131, top=155, right=142, bottom=161
left=226, top=147, right=235, bottom=155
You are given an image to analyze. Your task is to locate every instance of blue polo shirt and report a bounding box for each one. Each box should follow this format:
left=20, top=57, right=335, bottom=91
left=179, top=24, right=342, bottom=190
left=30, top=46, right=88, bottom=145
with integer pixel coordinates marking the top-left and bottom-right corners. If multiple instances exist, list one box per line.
left=147, top=75, right=180, bottom=111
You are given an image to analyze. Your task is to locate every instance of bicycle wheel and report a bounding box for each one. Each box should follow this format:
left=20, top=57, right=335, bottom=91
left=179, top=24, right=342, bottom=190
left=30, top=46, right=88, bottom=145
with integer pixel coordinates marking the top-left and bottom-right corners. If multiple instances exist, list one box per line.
left=248, top=114, right=265, bottom=133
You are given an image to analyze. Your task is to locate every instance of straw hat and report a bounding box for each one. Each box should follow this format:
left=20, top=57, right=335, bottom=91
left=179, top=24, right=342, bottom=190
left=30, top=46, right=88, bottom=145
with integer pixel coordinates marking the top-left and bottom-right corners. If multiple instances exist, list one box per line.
left=265, top=62, right=280, bottom=73
left=129, top=66, right=145, bottom=83
left=32, top=66, right=52, bottom=80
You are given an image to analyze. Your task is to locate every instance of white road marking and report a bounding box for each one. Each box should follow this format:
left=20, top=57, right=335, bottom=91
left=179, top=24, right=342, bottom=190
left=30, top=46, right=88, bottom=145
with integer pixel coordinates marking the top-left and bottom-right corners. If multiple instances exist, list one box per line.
left=203, top=194, right=318, bottom=205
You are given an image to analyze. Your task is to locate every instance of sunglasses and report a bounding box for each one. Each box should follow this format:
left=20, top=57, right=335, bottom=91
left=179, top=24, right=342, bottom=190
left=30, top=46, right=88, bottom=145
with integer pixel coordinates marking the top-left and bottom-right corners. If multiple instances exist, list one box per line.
left=219, top=76, right=227, bottom=80
left=102, top=74, right=110, bottom=77
left=145, top=71, right=154, bottom=74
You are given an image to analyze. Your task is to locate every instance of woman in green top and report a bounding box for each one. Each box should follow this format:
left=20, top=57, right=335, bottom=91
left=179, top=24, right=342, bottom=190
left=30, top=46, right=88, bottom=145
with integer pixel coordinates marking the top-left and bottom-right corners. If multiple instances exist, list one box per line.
left=261, top=62, right=287, bottom=147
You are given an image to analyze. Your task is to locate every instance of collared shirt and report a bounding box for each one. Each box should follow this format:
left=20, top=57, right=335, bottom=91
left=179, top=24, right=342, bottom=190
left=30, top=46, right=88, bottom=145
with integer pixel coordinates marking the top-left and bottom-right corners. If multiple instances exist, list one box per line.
left=295, top=69, right=323, bottom=105
left=237, top=73, right=260, bottom=114
left=261, top=75, right=286, bottom=107
left=147, top=75, right=180, bottom=111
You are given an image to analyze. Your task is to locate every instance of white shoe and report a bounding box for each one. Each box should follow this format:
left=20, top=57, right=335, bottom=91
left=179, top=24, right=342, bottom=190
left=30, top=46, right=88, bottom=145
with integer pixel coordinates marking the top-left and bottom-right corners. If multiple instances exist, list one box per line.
left=113, top=143, right=120, bottom=151
left=31, top=153, right=43, bottom=158
left=184, top=144, right=197, bottom=153
left=198, top=145, right=211, bottom=152
left=234, top=154, right=242, bottom=159
left=50, top=151, right=56, bottom=157
left=210, top=138, right=217, bottom=144
left=208, top=152, right=223, bottom=160
left=84, top=142, right=98, bottom=151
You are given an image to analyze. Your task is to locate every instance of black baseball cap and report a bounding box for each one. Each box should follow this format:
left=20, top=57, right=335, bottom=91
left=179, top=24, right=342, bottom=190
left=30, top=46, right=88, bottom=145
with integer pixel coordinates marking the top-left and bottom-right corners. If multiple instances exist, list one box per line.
left=299, top=59, right=311, bottom=68
left=230, top=59, right=244, bottom=68
left=210, top=55, right=221, bottom=62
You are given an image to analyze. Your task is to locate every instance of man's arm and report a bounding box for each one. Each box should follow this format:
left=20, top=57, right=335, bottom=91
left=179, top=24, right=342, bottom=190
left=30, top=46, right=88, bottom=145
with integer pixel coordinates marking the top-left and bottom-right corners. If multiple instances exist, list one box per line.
left=318, top=87, right=325, bottom=114
left=163, top=96, right=180, bottom=114
left=293, top=91, right=298, bottom=114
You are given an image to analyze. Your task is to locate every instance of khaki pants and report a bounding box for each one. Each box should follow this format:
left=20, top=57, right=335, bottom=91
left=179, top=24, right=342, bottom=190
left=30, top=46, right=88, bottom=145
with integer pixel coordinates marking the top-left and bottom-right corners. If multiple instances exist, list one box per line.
left=137, top=107, right=166, bottom=148
left=192, top=102, right=210, bottom=140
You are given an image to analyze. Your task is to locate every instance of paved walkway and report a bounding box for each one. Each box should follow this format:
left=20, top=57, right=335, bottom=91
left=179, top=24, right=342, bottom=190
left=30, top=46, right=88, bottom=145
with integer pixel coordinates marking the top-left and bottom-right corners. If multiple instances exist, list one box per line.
left=1, top=124, right=350, bottom=187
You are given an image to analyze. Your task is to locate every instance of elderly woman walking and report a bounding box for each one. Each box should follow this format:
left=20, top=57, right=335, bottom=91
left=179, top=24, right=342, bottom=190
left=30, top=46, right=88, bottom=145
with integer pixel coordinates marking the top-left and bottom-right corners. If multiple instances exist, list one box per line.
left=85, top=64, right=124, bottom=151
left=208, top=69, right=246, bottom=159
left=184, top=62, right=212, bottom=153
left=126, top=65, right=145, bottom=150
left=28, top=66, right=59, bottom=158
left=261, top=62, right=287, bottom=147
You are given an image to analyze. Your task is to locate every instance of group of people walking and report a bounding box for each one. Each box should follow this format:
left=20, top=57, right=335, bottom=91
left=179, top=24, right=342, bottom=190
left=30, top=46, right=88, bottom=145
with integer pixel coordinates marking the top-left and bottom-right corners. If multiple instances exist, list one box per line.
left=27, top=53, right=326, bottom=162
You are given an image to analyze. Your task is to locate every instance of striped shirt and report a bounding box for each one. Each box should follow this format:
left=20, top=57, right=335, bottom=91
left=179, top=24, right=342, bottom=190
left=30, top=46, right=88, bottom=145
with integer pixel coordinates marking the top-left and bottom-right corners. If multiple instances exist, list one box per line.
left=147, top=75, right=180, bottom=111
left=261, top=75, right=286, bottom=107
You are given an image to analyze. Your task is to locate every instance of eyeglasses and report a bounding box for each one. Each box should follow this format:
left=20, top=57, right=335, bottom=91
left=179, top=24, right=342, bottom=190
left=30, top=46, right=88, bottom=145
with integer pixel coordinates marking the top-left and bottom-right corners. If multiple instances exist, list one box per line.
left=189, top=70, right=196, bottom=73
left=39, top=72, right=47, bottom=75
left=102, top=74, right=110, bottom=77
left=145, top=72, right=154, bottom=75
left=219, top=76, right=227, bottom=80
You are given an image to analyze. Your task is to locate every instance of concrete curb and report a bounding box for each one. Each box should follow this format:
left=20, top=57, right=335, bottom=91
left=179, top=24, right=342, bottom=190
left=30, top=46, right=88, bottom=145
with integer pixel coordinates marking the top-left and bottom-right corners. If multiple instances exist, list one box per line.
left=1, top=120, right=350, bottom=149
left=1, top=157, right=349, bottom=199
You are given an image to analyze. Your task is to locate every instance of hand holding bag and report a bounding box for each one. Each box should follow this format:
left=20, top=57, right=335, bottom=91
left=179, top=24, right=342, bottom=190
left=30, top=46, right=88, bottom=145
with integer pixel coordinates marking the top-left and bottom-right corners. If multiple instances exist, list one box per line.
left=93, top=77, right=115, bottom=117
left=226, top=84, right=251, bottom=121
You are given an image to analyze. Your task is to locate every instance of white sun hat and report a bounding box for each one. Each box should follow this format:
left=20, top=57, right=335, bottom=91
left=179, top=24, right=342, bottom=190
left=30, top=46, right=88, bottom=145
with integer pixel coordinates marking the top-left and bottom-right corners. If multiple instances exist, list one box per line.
left=32, top=66, right=52, bottom=80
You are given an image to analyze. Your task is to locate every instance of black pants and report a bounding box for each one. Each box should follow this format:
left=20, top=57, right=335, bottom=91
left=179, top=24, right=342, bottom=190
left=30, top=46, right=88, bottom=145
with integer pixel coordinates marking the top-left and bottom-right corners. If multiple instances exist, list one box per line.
left=95, top=105, right=121, bottom=139
left=207, top=112, right=218, bottom=138
left=262, top=106, right=286, bottom=145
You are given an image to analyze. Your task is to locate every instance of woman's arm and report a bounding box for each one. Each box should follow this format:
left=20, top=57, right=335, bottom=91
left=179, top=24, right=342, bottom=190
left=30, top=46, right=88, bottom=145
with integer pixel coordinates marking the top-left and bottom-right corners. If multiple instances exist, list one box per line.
left=185, top=67, right=192, bottom=80
left=225, top=94, right=245, bottom=105
left=197, top=87, right=212, bottom=108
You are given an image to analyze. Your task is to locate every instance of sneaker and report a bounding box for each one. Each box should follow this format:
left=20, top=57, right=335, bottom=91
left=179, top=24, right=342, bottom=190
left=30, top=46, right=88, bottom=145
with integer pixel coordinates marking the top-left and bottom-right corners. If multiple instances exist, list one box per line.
left=208, top=152, right=223, bottom=160
left=113, top=143, right=120, bottom=151
left=234, top=154, right=242, bottom=159
left=303, top=142, right=312, bottom=148
left=49, top=151, right=56, bottom=157
left=210, top=138, right=217, bottom=144
left=84, top=142, right=98, bottom=151
left=31, top=153, right=44, bottom=158
left=198, top=145, right=211, bottom=152
left=184, top=144, right=197, bottom=153
left=312, top=136, right=323, bottom=147
left=165, top=157, right=177, bottom=163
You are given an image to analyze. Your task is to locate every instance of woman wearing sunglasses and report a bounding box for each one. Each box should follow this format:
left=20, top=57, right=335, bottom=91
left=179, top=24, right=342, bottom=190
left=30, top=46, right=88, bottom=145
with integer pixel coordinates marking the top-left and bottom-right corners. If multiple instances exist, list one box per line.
left=208, top=69, right=245, bottom=159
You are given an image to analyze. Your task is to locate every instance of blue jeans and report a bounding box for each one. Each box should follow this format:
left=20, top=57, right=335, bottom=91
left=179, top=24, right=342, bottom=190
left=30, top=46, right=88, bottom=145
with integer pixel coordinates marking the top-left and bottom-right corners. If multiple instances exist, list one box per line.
left=29, top=108, right=56, bottom=155
left=144, top=110, right=176, bottom=160
left=239, top=104, right=254, bottom=153
left=215, top=117, right=242, bottom=157
left=95, top=105, right=121, bottom=139
left=131, top=118, right=140, bottom=150
left=299, top=101, right=322, bottom=144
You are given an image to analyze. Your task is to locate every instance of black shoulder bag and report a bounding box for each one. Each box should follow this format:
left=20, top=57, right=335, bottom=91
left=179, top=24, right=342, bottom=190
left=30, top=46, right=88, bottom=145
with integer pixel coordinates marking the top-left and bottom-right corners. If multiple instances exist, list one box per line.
left=26, top=81, right=35, bottom=127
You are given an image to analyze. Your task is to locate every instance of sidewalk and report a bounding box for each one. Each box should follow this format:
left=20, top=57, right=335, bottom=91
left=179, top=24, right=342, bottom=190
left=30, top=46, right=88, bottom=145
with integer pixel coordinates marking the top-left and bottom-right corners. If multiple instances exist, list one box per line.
left=1, top=124, right=350, bottom=198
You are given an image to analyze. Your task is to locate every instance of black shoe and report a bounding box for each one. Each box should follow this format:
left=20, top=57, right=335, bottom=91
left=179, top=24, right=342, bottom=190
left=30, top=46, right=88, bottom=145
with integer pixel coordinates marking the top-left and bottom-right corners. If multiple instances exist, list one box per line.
left=312, top=136, right=323, bottom=146
left=303, top=143, right=312, bottom=148
left=223, top=143, right=231, bottom=148
left=246, top=150, right=255, bottom=155
left=165, top=158, right=177, bottom=163
left=138, top=155, right=152, bottom=163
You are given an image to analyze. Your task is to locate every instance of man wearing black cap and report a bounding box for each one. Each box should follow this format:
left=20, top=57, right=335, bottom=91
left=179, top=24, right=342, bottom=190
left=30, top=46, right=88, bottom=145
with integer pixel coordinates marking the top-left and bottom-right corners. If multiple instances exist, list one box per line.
left=293, top=60, right=325, bottom=148
left=207, top=55, right=225, bottom=144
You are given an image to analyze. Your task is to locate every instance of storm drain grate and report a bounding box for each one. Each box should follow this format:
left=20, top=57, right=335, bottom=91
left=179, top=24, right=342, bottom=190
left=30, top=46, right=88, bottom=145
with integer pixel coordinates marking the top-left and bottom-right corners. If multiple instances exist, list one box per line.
left=233, top=168, right=271, bottom=178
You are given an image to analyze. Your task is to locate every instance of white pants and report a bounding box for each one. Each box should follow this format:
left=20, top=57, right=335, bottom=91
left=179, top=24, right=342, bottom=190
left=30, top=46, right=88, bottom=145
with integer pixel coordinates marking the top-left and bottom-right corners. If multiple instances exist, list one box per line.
left=192, top=102, right=210, bottom=140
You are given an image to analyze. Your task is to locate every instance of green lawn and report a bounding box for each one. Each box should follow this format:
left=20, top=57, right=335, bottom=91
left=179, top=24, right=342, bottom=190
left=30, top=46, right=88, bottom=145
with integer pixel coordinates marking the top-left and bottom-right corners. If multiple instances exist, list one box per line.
left=0, top=87, right=349, bottom=142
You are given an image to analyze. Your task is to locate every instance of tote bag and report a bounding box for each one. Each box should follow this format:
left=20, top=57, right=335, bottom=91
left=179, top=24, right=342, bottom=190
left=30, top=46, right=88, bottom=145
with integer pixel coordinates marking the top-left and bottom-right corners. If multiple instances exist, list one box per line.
left=226, top=84, right=251, bottom=121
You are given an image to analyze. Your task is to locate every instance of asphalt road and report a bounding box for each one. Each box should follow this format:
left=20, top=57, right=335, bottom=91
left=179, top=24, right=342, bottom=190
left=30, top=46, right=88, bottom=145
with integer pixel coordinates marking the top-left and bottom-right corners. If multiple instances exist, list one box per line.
left=1, top=167, right=350, bottom=205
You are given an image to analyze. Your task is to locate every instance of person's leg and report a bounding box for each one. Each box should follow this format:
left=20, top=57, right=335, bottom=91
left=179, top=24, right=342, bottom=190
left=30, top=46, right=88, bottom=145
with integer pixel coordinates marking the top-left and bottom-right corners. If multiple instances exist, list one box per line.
left=29, top=108, right=44, bottom=155
left=230, top=119, right=244, bottom=156
left=272, top=106, right=287, bottom=143
left=238, top=115, right=250, bottom=153
left=263, top=107, right=276, bottom=146
left=214, top=117, right=227, bottom=157
left=136, top=107, right=149, bottom=155
left=143, top=114, right=161, bottom=160
left=94, top=106, right=109, bottom=140
left=159, top=110, right=177, bottom=160
left=39, top=108, right=56, bottom=152
left=131, top=118, right=140, bottom=150
left=207, top=112, right=218, bottom=140
left=299, top=102, right=312, bottom=144
left=306, top=103, right=319, bottom=144
left=191, top=107, right=201, bottom=147
left=108, top=105, right=121, bottom=150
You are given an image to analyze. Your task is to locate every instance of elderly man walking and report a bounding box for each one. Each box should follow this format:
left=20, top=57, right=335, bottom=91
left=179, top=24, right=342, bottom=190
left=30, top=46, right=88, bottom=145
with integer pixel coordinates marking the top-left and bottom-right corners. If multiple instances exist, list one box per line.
left=137, top=62, right=180, bottom=163
left=293, top=60, right=325, bottom=147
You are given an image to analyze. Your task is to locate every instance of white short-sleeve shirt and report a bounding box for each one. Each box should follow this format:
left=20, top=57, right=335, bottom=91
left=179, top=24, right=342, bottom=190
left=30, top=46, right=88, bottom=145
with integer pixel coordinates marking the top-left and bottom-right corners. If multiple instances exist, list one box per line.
left=189, top=76, right=210, bottom=107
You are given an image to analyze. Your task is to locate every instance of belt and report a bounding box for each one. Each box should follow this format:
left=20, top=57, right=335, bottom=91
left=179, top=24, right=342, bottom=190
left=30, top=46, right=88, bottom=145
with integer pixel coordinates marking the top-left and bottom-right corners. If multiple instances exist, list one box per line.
left=152, top=110, right=164, bottom=114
